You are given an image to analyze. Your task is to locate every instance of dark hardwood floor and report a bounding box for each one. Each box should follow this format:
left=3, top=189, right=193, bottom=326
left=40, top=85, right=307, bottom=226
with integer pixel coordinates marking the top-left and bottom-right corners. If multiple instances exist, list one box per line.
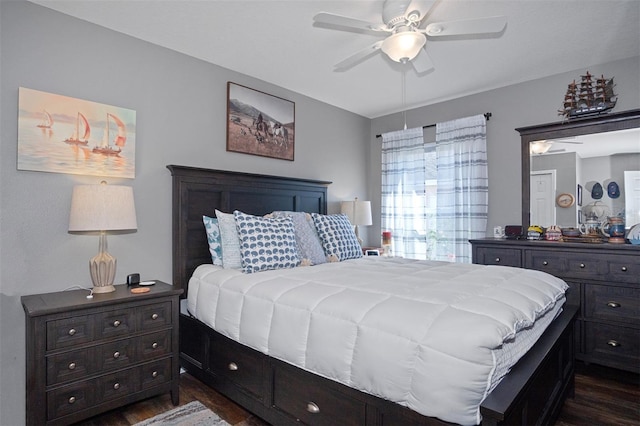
left=75, top=362, right=639, bottom=426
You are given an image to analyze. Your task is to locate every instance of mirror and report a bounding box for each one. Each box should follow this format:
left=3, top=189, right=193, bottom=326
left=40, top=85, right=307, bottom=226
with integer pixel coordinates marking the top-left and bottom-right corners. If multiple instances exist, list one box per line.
left=517, top=109, right=640, bottom=232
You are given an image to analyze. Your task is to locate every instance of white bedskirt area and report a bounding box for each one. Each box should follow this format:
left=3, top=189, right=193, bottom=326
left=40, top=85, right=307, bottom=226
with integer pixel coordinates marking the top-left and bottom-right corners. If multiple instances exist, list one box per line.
left=185, top=257, right=567, bottom=425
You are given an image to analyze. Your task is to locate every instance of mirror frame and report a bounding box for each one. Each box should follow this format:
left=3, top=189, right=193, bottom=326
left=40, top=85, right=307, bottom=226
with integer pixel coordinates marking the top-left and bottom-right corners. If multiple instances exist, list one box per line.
left=516, top=109, right=640, bottom=231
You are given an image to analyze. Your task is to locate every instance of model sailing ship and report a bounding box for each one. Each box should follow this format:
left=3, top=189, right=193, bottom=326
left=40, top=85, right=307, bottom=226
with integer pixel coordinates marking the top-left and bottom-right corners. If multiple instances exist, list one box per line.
left=558, top=71, right=616, bottom=119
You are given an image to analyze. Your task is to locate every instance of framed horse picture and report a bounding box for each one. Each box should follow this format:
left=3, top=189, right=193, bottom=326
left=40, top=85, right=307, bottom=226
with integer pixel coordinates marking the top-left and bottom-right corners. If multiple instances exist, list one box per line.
left=226, top=82, right=295, bottom=161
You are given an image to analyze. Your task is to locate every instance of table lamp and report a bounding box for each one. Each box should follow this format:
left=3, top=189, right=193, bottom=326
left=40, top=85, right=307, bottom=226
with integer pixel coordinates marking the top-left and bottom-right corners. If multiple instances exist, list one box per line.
left=340, top=197, right=372, bottom=245
left=68, top=181, right=137, bottom=293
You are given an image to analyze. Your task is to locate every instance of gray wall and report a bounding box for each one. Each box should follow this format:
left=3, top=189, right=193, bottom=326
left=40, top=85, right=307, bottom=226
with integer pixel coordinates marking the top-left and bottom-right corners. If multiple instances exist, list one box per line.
left=369, top=56, right=640, bottom=243
left=0, top=2, right=370, bottom=424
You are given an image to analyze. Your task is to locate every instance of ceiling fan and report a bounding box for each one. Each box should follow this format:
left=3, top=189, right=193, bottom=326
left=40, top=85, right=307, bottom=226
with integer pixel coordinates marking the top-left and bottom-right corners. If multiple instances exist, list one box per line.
left=530, top=138, right=583, bottom=155
left=313, top=0, right=507, bottom=73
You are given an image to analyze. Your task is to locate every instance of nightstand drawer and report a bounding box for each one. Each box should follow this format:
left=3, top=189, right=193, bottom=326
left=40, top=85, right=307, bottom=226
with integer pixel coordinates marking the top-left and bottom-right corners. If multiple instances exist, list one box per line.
left=585, top=284, right=640, bottom=324
left=138, top=331, right=171, bottom=361
left=99, top=338, right=136, bottom=371
left=47, top=347, right=94, bottom=386
left=140, top=358, right=173, bottom=391
left=47, top=316, right=94, bottom=350
left=139, top=301, right=172, bottom=330
left=98, top=367, right=141, bottom=402
left=47, top=379, right=94, bottom=420
left=98, top=308, right=135, bottom=338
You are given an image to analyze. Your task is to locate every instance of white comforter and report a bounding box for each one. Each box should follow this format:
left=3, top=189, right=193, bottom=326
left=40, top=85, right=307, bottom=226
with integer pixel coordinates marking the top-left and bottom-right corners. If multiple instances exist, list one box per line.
left=187, top=257, right=567, bottom=425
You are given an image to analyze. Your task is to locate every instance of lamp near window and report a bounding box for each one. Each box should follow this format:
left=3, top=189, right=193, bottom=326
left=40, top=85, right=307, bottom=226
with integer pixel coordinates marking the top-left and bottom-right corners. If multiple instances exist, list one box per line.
left=340, top=197, right=372, bottom=245
left=68, top=181, right=137, bottom=293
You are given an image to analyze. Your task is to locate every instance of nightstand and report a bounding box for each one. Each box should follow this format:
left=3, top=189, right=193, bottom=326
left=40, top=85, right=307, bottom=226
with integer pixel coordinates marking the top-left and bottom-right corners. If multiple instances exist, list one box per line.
left=22, top=281, right=183, bottom=425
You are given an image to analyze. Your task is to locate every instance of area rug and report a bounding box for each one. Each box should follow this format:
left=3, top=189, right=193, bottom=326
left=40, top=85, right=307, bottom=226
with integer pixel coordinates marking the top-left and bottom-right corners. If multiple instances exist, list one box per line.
left=134, top=401, right=230, bottom=426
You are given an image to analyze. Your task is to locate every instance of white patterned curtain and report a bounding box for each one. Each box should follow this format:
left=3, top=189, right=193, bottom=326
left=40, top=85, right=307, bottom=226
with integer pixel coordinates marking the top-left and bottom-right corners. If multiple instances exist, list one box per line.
left=435, top=114, right=488, bottom=263
left=381, top=127, right=427, bottom=259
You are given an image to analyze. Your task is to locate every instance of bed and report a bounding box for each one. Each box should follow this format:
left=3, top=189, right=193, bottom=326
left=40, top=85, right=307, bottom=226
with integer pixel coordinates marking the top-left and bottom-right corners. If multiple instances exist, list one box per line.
left=168, top=164, right=578, bottom=426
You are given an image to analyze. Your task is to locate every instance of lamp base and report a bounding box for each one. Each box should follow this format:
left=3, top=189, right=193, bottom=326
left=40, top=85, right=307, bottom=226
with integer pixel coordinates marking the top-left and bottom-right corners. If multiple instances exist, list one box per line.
left=89, top=233, right=117, bottom=293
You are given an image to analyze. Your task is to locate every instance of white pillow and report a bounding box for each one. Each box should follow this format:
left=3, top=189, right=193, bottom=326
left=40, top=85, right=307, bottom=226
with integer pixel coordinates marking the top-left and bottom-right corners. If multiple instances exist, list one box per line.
left=271, top=211, right=326, bottom=265
left=215, top=209, right=242, bottom=270
left=311, top=213, right=363, bottom=261
left=202, top=215, right=223, bottom=266
left=234, top=211, right=300, bottom=273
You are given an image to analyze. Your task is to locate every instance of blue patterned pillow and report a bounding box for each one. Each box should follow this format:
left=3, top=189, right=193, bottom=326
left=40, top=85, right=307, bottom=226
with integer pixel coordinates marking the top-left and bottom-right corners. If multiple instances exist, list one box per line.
left=272, top=211, right=327, bottom=265
left=234, top=211, right=300, bottom=273
left=311, top=213, right=362, bottom=261
left=202, top=215, right=223, bottom=266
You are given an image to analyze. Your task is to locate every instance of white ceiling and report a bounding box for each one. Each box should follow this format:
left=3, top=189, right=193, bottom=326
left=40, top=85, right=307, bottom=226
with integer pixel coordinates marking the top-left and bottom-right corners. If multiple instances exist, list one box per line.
left=28, top=0, right=640, bottom=119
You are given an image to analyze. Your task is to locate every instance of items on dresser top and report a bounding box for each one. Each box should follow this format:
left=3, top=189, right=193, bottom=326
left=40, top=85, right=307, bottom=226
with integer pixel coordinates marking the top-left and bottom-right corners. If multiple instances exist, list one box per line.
left=22, top=281, right=182, bottom=426
left=471, top=239, right=639, bottom=373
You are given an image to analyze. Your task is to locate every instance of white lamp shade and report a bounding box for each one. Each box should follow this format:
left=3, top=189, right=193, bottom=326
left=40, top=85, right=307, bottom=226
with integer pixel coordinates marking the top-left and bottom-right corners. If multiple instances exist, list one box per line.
left=341, top=199, right=373, bottom=226
left=381, top=31, right=426, bottom=62
left=69, top=183, right=137, bottom=232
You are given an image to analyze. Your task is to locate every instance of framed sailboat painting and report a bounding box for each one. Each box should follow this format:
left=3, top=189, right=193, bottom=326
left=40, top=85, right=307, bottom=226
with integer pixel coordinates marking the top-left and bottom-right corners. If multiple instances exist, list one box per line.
left=17, top=87, right=136, bottom=178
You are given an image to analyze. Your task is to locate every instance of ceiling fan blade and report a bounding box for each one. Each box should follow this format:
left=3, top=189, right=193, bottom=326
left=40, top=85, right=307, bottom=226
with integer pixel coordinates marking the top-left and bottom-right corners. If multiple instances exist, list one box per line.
left=334, top=41, right=384, bottom=71
left=425, top=16, right=507, bottom=37
left=313, top=12, right=388, bottom=34
left=411, top=48, right=435, bottom=73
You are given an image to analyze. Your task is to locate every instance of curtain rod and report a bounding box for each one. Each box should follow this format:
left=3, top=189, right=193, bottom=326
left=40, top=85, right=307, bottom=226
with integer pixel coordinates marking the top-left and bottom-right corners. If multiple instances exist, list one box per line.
left=375, top=112, right=492, bottom=138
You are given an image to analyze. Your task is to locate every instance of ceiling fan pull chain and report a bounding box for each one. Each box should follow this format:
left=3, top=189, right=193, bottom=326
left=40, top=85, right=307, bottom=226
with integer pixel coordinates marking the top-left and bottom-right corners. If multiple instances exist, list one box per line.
left=402, top=68, right=407, bottom=130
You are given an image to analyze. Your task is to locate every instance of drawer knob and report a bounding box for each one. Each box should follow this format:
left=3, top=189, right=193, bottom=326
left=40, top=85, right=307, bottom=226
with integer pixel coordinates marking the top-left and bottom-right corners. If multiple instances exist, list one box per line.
left=68, top=328, right=77, bottom=336
left=113, top=351, right=120, bottom=359
left=68, top=396, right=76, bottom=404
left=579, top=263, right=585, bottom=269
left=607, top=301, right=621, bottom=308
left=494, top=257, right=500, bottom=263
left=151, top=313, right=159, bottom=320
left=607, top=340, right=621, bottom=348
left=113, top=383, right=120, bottom=390
left=621, top=266, right=627, bottom=272
left=152, top=342, right=158, bottom=349
left=152, top=371, right=158, bottom=378
left=306, top=402, right=320, bottom=414
left=228, top=362, right=238, bottom=371
left=542, top=261, right=548, bottom=266
left=113, top=320, right=121, bottom=327
left=68, top=362, right=76, bottom=370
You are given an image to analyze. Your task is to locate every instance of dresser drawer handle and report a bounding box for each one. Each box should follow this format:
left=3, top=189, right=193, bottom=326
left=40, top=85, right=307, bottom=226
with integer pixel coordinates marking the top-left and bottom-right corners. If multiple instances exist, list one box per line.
left=68, top=396, right=76, bottom=404
left=228, top=362, right=238, bottom=371
left=306, top=402, right=320, bottom=414
left=494, top=257, right=500, bottom=263
left=579, top=263, right=585, bottom=269
left=607, top=340, right=621, bottom=348
left=152, top=371, right=158, bottom=378
left=151, top=313, right=159, bottom=320
left=112, top=320, right=121, bottom=327
left=68, top=328, right=77, bottom=336
left=152, top=342, right=158, bottom=349
left=607, top=301, right=621, bottom=308
left=68, top=362, right=76, bottom=370
left=113, top=383, right=120, bottom=390
left=621, top=266, right=627, bottom=272
left=542, top=261, right=548, bottom=266
left=113, top=351, right=120, bottom=359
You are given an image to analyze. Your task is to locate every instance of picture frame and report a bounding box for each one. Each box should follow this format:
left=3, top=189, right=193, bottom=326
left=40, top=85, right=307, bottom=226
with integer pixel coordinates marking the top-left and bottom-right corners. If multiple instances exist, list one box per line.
left=577, top=184, right=583, bottom=206
left=226, top=82, right=295, bottom=161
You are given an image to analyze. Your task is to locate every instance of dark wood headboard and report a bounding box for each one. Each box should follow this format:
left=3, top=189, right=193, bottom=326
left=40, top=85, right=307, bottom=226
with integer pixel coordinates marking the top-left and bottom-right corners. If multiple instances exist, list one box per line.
left=167, top=165, right=331, bottom=296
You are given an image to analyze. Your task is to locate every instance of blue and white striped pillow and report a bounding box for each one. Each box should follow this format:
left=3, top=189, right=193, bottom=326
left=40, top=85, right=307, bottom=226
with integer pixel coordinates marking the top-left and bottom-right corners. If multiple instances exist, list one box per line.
left=234, top=211, right=300, bottom=273
left=311, top=213, right=362, bottom=261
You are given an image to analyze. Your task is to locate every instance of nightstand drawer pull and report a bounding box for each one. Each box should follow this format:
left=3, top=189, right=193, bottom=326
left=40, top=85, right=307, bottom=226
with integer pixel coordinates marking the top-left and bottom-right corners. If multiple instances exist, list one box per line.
left=151, top=313, right=159, bottom=320
left=113, top=351, right=120, bottom=359
left=542, top=261, right=548, bottom=266
left=494, top=257, right=500, bottom=263
left=113, top=383, right=120, bottom=390
left=607, top=301, right=621, bottom=308
left=68, top=362, right=76, bottom=370
left=152, top=371, right=158, bottom=378
left=228, top=362, right=238, bottom=371
left=112, top=320, right=121, bottom=327
left=580, top=263, right=586, bottom=268
left=68, top=396, right=76, bottom=404
left=621, top=266, right=627, bottom=272
left=306, top=402, right=320, bottom=414
left=152, top=342, right=158, bottom=349
left=607, top=340, right=621, bottom=347
left=68, top=328, right=76, bottom=336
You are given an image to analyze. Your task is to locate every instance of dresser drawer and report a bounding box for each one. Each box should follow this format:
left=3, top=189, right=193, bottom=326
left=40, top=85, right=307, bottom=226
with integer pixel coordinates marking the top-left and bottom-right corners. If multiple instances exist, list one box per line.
left=584, top=322, right=640, bottom=368
left=138, top=331, right=172, bottom=361
left=273, top=363, right=367, bottom=426
left=139, top=302, right=172, bottom=330
left=474, top=247, right=522, bottom=267
left=47, top=316, right=94, bottom=350
left=47, top=347, right=94, bottom=386
left=585, top=284, right=640, bottom=324
left=524, top=250, right=565, bottom=276
left=563, top=252, right=605, bottom=280
left=604, top=255, right=640, bottom=284
left=98, top=308, right=136, bottom=339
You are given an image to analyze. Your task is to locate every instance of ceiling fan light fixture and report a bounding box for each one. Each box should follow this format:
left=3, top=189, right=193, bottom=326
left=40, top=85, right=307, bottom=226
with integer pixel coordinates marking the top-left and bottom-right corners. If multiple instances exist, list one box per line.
left=530, top=140, right=553, bottom=155
left=381, top=31, right=426, bottom=62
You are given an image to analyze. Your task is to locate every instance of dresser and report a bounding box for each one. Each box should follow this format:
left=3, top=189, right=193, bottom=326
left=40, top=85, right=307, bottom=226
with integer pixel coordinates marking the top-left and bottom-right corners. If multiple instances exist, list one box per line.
left=470, top=239, right=639, bottom=373
left=22, top=281, right=183, bottom=425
